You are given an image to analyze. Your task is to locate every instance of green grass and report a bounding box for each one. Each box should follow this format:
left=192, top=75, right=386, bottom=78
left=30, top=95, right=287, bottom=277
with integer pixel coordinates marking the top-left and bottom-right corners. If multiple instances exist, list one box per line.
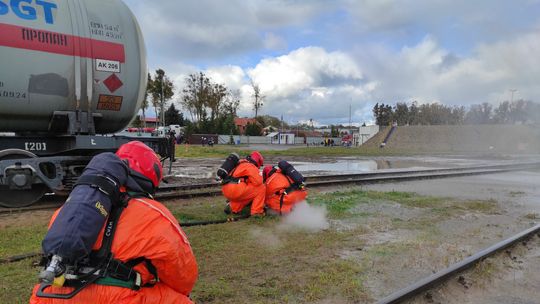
left=310, top=190, right=497, bottom=218
left=176, top=145, right=252, bottom=158
left=166, top=198, right=229, bottom=222
left=0, top=225, right=46, bottom=258
left=187, top=218, right=370, bottom=303
left=175, top=145, right=418, bottom=159
left=0, top=188, right=503, bottom=303
left=0, top=260, right=37, bottom=304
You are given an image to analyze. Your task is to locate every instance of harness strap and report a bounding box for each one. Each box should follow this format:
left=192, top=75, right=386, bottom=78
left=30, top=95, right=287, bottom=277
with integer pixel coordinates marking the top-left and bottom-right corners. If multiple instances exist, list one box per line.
left=91, top=194, right=129, bottom=262
left=125, top=257, right=159, bottom=287
left=279, top=192, right=285, bottom=215
left=221, top=164, right=249, bottom=185
left=75, top=174, right=120, bottom=202
left=278, top=179, right=304, bottom=215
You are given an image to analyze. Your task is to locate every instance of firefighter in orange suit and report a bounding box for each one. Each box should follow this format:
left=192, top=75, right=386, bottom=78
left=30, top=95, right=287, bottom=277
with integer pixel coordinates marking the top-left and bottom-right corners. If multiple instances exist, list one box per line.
left=30, top=141, right=198, bottom=304
left=263, top=164, right=307, bottom=214
left=221, top=151, right=266, bottom=216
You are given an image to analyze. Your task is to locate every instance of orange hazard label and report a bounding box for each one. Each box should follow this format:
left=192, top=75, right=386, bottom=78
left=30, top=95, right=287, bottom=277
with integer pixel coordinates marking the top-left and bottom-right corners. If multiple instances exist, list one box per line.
left=97, top=95, right=123, bottom=111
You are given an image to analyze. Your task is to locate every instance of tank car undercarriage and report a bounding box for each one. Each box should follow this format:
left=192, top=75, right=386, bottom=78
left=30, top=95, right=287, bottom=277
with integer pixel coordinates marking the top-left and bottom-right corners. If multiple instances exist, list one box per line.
left=0, top=133, right=174, bottom=208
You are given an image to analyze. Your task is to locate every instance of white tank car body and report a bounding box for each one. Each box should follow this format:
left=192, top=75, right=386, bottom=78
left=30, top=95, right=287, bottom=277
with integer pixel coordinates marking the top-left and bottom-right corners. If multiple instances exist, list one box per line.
left=0, top=0, right=147, bottom=134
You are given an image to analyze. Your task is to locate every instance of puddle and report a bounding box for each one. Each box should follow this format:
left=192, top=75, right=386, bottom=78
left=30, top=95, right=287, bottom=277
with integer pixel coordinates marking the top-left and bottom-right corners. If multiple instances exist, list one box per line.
left=167, top=156, right=533, bottom=179
left=292, top=159, right=434, bottom=174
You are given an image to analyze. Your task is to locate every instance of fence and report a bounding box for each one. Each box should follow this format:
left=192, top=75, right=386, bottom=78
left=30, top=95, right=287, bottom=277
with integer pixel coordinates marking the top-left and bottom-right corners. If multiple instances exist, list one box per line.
left=217, top=135, right=342, bottom=145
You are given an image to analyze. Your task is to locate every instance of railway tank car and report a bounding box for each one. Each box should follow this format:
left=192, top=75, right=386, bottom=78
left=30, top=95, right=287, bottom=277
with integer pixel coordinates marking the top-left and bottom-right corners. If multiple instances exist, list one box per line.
left=0, top=0, right=173, bottom=208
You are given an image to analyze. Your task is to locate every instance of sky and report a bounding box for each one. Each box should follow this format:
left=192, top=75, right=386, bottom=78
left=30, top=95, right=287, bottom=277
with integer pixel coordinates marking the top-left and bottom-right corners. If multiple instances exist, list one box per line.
left=123, top=0, right=540, bottom=126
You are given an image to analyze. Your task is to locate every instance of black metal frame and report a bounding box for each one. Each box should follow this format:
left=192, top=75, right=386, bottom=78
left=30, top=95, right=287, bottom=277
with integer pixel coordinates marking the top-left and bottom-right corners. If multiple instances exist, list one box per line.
left=0, top=134, right=175, bottom=205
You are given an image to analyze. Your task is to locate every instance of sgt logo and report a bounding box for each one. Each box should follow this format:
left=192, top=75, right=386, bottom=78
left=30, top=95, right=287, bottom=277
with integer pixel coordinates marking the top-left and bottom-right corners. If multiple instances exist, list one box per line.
left=95, top=201, right=108, bottom=217
left=0, top=0, right=58, bottom=24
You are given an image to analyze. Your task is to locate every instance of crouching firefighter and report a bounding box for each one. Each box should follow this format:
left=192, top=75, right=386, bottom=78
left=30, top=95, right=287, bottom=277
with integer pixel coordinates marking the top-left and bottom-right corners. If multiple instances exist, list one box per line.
left=262, top=160, right=308, bottom=215
left=217, top=151, right=266, bottom=216
left=30, top=141, right=198, bottom=304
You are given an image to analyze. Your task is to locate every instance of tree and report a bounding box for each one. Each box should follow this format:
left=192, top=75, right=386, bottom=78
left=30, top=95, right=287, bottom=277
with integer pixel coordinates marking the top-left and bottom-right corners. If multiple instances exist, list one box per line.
left=148, top=69, right=174, bottom=127
left=164, top=103, right=184, bottom=126
left=245, top=122, right=262, bottom=136
left=181, top=71, right=240, bottom=133
left=330, top=125, right=339, bottom=137
left=465, top=103, right=492, bottom=124
left=394, top=102, right=409, bottom=126
left=251, top=80, right=264, bottom=117
left=131, top=115, right=143, bottom=128
left=450, top=106, right=465, bottom=125
left=181, top=72, right=212, bottom=127
left=509, top=99, right=528, bottom=124
left=141, top=73, right=152, bottom=127
left=408, top=101, right=419, bottom=125
left=494, top=101, right=511, bottom=124
left=255, top=115, right=288, bottom=129
left=222, top=90, right=240, bottom=117
left=208, top=83, right=227, bottom=122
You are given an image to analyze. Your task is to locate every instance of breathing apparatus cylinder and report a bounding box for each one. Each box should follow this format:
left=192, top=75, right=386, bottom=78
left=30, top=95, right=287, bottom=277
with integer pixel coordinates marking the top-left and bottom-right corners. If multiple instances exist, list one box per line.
left=277, top=160, right=305, bottom=185
left=217, top=153, right=240, bottom=180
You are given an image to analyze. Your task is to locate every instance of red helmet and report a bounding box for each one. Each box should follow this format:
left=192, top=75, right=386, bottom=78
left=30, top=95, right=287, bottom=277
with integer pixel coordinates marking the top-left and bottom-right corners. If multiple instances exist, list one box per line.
left=116, top=141, right=163, bottom=188
left=249, top=151, right=264, bottom=168
left=262, top=165, right=274, bottom=181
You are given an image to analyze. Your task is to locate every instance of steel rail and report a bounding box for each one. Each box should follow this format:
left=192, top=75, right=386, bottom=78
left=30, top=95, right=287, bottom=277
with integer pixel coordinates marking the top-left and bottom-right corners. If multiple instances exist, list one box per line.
left=377, top=223, right=540, bottom=304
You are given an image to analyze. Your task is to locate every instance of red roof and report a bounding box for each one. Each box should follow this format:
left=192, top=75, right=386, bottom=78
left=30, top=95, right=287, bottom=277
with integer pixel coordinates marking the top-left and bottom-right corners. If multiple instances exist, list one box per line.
left=143, top=117, right=159, bottom=123
left=234, top=117, right=258, bottom=127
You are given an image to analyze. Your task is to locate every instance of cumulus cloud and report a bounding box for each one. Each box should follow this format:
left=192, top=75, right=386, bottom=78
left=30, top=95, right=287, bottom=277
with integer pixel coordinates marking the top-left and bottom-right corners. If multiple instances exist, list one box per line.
left=352, top=31, right=540, bottom=107
left=129, top=0, right=540, bottom=124
left=124, top=0, right=330, bottom=60
left=249, top=47, right=363, bottom=95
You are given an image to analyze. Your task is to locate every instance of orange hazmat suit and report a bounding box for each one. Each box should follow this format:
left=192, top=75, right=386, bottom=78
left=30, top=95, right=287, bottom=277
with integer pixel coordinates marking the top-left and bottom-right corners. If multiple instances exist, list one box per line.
left=29, top=196, right=198, bottom=304
left=221, top=160, right=266, bottom=215
left=265, top=169, right=307, bottom=214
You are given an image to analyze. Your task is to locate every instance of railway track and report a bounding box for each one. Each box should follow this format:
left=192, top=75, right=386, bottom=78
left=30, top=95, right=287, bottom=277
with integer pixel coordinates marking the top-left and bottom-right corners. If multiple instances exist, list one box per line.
left=377, top=223, right=540, bottom=304
left=1, top=161, right=539, bottom=216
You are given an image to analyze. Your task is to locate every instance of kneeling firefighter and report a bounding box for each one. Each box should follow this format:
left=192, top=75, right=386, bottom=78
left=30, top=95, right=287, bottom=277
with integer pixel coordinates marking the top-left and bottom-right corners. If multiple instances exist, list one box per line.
left=217, top=151, right=266, bottom=216
left=30, top=141, right=198, bottom=304
left=263, top=160, right=307, bottom=215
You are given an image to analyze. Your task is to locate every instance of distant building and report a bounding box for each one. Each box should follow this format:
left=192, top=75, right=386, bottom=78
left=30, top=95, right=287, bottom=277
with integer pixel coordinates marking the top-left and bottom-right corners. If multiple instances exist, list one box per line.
left=267, top=132, right=295, bottom=145
left=234, top=117, right=260, bottom=135
left=142, top=117, right=159, bottom=128
left=302, top=130, right=323, bottom=137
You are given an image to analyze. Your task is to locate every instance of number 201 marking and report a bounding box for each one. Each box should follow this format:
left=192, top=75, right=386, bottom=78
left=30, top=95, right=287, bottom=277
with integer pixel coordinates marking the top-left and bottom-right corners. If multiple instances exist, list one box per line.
left=25, top=142, right=47, bottom=151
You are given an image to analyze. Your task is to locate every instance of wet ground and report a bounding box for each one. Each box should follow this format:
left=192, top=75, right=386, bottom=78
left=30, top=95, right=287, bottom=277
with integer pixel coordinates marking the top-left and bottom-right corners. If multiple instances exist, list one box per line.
left=363, top=170, right=540, bottom=214
left=356, top=169, right=540, bottom=303
left=165, top=154, right=540, bottom=181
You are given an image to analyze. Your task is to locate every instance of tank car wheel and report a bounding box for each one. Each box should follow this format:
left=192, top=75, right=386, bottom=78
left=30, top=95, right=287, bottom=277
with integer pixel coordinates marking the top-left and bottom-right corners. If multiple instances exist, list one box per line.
left=0, top=149, right=49, bottom=208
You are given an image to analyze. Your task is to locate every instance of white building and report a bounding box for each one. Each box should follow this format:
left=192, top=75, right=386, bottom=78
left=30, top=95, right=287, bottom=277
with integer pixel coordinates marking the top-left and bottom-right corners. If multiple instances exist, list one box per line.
left=267, top=132, right=296, bottom=145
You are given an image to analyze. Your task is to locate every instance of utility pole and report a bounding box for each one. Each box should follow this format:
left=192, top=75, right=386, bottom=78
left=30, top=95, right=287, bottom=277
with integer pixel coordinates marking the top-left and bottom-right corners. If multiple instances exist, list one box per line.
left=509, top=89, right=517, bottom=103
left=160, top=77, right=165, bottom=127
left=349, top=104, right=352, bottom=130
